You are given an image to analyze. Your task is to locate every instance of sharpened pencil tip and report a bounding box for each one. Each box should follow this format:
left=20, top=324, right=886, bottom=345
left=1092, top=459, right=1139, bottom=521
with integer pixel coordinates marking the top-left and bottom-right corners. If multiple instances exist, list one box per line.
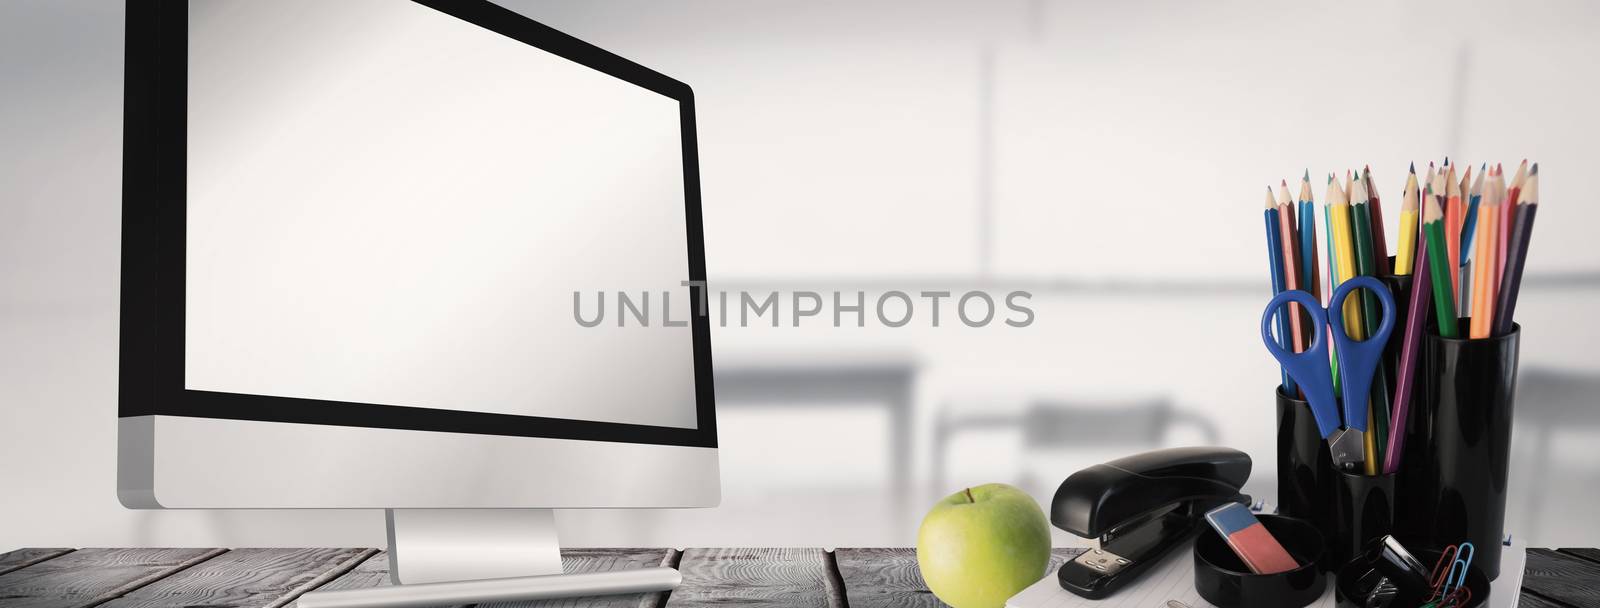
left=1409, top=162, right=1416, bottom=173
left=1531, top=163, right=1539, bottom=175
left=1304, top=169, right=1310, bottom=181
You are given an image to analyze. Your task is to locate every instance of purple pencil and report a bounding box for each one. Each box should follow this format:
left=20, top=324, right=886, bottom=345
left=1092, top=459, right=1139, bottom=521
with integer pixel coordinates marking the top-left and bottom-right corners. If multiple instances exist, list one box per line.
left=1384, top=228, right=1432, bottom=475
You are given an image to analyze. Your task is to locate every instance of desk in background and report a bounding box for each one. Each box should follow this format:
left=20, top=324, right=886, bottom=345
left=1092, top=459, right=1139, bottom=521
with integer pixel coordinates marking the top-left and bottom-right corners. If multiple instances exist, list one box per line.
left=716, top=353, right=918, bottom=512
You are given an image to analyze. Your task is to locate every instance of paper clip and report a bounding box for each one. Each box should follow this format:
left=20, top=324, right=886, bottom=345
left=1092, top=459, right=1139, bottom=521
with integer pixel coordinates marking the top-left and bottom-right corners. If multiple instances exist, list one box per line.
left=1426, top=544, right=1458, bottom=601
left=1438, top=585, right=1472, bottom=608
left=1444, top=542, right=1475, bottom=596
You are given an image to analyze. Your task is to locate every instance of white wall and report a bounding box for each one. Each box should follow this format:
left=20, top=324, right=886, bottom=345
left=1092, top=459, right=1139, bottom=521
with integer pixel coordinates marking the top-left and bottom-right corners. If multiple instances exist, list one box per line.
left=4, top=0, right=1599, bottom=550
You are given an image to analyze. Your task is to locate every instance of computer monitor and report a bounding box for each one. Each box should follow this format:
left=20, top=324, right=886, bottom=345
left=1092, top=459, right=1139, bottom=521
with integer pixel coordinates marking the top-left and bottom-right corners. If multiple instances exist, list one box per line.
left=118, top=0, right=717, bottom=603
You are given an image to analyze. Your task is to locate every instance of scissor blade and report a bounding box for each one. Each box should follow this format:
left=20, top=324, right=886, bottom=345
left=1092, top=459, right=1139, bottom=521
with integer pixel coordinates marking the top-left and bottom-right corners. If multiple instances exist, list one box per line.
left=1328, top=429, right=1366, bottom=473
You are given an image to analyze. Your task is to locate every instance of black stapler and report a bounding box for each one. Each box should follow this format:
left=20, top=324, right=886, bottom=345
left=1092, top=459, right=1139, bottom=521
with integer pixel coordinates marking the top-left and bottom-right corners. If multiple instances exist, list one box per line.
left=1051, top=447, right=1252, bottom=599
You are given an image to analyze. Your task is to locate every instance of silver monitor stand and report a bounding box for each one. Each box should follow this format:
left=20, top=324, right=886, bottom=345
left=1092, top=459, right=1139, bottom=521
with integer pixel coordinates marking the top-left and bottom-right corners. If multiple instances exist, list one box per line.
left=297, top=509, right=680, bottom=608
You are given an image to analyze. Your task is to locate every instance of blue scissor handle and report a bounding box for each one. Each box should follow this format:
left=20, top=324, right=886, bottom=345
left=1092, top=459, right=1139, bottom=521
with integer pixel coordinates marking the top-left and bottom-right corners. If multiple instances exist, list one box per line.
left=1325, top=276, right=1396, bottom=433
left=1260, top=289, right=1340, bottom=439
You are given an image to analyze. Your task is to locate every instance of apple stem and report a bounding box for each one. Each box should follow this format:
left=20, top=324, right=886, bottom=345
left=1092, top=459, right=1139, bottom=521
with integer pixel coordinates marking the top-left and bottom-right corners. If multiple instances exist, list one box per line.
left=964, top=487, right=975, bottom=503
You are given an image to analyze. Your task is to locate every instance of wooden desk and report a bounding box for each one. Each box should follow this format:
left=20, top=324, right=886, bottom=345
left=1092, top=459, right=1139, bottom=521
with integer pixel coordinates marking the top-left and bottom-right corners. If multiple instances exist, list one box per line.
left=1, top=546, right=1595, bottom=607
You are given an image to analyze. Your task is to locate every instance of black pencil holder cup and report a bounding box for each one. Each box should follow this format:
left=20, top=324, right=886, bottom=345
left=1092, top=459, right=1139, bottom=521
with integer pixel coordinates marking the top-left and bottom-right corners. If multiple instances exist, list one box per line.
left=1330, top=468, right=1396, bottom=570
left=1194, top=514, right=1327, bottom=608
left=1334, top=547, right=1490, bottom=608
left=1275, top=385, right=1335, bottom=569
left=1376, top=273, right=1433, bottom=533
left=1377, top=274, right=1414, bottom=379
left=1409, top=321, right=1520, bottom=581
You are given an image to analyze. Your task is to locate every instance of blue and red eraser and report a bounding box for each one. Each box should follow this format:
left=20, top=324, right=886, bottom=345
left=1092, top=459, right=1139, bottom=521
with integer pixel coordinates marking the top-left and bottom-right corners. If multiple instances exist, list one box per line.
left=1204, top=502, right=1300, bottom=574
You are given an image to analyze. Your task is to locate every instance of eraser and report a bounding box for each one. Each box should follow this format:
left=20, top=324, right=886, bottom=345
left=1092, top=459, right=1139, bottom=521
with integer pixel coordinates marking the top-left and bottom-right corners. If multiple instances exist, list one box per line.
left=1204, top=503, right=1300, bottom=575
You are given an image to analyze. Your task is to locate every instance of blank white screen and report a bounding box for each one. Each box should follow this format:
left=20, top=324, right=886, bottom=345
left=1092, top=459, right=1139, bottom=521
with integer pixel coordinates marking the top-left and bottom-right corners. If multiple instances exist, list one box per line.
left=183, top=0, right=699, bottom=429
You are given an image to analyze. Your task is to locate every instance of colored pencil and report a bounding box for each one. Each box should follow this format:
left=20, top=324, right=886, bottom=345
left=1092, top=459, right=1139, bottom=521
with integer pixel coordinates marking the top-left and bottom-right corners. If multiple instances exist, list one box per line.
left=1469, top=171, right=1502, bottom=339
left=1427, top=161, right=1440, bottom=201
left=1499, top=160, right=1529, bottom=283
left=1465, top=166, right=1484, bottom=318
left=1298, top=172, right=1321, bottom=303
left=1481, top=167, right=1507, bottom=323
left=1384, top=224, right=1432, bottom=475
left=1265, top=188, right=1295, bottom=392
left=1331, top=173, right=1364, bottom=338
left=1350, top=176, right=1390, bottom=472
left=1351, top=177, right=1382, bottom=332
left=1423, top=193, right=1460, bottom=338
left=1443, top=163, right=1463, bottom=305
left=1395, top=164, right=1420, bottom=275
left=1461, top=164, right=1484, bottom=259
left=1322, top=179, right=1340, bottom=304
left=1276, top=182, right=1305, bottom=353
left=1493, top=164, right=1539, bottom=336
left=1364, top=167, right=1390, bottom=276
left=1323, top=175, right=1344, bottom=394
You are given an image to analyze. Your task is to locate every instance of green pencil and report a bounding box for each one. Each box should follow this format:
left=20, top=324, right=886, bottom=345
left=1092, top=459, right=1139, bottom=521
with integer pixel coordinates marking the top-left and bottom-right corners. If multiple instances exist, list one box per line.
left=1423, top=195, right=1460, bottom=338
left=1349, top=178, right=1391, bottom=465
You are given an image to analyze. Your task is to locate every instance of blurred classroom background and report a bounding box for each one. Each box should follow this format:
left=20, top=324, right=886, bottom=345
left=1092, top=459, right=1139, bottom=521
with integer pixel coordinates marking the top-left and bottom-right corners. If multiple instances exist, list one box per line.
left=3, top=0, right=1599, bottom=549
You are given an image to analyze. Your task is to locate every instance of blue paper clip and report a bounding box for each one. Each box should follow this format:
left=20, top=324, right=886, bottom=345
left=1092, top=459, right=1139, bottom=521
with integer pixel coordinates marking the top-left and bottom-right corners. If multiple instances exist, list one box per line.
left=1443, top=542, right=1475, bottom=596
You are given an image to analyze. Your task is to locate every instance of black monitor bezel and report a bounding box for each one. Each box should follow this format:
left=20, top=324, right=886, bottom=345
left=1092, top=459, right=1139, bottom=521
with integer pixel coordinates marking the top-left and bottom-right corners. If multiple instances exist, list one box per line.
left=120, top=0, right=717, bottom=449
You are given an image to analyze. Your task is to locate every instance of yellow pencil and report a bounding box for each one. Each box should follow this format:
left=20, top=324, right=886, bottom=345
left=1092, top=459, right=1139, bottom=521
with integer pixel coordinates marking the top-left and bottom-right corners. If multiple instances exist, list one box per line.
left=1396, top=164, right=1420, bottom=275
left=1330, top=172, right=1364, bottom=339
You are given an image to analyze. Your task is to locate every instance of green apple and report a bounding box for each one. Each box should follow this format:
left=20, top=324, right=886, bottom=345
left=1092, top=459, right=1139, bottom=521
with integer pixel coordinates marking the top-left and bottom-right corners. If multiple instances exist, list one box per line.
left=917, top=483, right=1051, bottom=608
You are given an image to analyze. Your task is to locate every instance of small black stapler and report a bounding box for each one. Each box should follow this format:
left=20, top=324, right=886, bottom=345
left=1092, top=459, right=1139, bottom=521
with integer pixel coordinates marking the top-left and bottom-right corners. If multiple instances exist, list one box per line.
left=1050, top=447, right=1252, bottom=599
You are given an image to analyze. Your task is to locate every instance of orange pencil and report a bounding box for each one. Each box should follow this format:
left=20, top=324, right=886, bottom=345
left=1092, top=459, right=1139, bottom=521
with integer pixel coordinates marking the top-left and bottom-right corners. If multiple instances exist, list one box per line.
left=1488, top=167, right=1509, bottom=318
left=1469, top=172, right=1502, bottom=339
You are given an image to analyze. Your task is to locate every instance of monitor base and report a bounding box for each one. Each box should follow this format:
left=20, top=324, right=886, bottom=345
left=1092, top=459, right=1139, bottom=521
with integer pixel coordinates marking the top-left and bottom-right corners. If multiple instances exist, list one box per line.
left=296, top=508, right=680, bottom=608
left=295, top=566, right=681, bottom=608
left=388, top=508, right=563, bottom=584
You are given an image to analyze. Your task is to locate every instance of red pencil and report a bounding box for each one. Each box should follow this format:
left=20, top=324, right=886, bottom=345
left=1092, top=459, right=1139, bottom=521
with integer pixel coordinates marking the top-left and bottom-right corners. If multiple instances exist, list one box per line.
left=1499, top=160, right=1529, bottom=290
left=1364, top=167, right=1390, bottom=276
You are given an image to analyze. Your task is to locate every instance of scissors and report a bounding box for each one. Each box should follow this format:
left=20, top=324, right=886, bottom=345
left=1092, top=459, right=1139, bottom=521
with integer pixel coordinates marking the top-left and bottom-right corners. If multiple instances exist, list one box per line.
left=1260, top=276, right=1395, bottom=472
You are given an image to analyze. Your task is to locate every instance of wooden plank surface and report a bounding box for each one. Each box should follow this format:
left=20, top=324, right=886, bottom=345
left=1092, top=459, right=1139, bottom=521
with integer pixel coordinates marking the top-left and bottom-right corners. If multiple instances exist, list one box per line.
left=0, top=547, right=226, bottom=608
left=667, top=548, right=842, bottom=608
left=98, top=548, right=373, bottom=608
left=1522, top=548, right=1600, bottom=608
left=485, top=549, right=678, bottom=608
left=1517, top=593, right=1571, bottom=608
left=1555, top=547, right=1600, bottom=566
left=287, top=550, right=393, bottom=607
left=0, top=546, right=1567, bottom=608
left=0, top=549, right=73, bottom=577
left=834, top=548, right=1084, bottom=608
left=289, top=548, right=677, bottom=608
